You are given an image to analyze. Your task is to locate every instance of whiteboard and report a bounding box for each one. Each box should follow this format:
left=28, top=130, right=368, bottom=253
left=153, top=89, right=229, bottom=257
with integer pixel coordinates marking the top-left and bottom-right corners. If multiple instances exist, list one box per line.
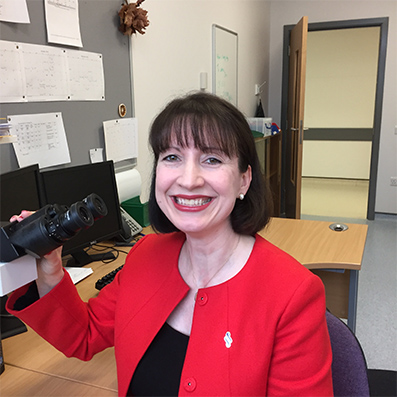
left=212, top=24, right=238, bottom=106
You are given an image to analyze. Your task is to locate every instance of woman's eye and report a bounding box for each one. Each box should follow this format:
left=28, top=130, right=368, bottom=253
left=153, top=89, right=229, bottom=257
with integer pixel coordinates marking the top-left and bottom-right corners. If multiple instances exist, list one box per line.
left=205, top=157, right=222, bottom=165
left=163, top=154, right=179, bottom=162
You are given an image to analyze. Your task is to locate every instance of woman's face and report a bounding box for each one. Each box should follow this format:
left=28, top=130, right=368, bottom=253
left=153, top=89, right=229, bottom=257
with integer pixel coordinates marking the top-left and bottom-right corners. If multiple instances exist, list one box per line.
left=155, top=134, right=251, bottom=237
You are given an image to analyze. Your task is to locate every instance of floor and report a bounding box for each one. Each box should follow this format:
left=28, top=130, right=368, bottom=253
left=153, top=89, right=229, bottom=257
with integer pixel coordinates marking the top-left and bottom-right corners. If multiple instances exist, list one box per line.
left=301, top=178, right=397, bottom=372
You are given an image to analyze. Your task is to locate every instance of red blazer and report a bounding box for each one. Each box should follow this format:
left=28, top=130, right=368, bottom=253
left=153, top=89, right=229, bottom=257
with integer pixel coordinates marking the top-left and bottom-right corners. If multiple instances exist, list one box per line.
left=8, top=233, right=333, bottom=396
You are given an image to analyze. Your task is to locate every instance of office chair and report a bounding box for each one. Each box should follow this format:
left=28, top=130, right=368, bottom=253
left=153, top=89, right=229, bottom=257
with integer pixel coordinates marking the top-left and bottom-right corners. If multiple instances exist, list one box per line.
left=326, top=310, right=370, bottom=397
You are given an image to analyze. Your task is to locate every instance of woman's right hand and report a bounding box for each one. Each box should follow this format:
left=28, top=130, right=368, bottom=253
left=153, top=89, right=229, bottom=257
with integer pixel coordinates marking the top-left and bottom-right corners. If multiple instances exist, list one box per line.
left=10, top=211, right=64, bottom=297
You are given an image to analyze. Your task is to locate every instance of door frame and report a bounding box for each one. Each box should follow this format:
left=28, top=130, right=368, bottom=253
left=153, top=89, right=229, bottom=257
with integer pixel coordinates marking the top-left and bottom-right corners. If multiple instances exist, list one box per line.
left=280, top=17, right=389, bottom=220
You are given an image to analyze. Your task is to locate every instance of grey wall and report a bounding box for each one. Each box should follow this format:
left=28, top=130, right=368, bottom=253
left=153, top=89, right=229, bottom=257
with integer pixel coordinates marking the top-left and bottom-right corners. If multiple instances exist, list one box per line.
left=0, top=0, right=132, bottom=174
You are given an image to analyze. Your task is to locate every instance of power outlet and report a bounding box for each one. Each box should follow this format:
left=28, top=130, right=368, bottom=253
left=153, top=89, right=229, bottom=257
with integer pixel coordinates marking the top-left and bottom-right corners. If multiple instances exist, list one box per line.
left=391, top=177, right=397, bottom=187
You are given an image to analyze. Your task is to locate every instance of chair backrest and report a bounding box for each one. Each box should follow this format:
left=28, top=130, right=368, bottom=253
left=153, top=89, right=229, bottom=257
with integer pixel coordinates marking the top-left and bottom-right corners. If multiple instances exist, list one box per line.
left=326, top=310, right=370, bottom=397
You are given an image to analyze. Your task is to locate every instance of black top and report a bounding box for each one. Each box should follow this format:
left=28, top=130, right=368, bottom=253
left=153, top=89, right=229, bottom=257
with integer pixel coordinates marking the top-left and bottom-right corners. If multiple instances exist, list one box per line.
left=128, top=322, right=189, bottom=396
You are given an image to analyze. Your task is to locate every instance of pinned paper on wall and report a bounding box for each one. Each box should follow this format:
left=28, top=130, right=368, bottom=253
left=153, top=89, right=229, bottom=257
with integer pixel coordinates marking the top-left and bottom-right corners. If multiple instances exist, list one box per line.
left=103, top=118, right=138, bottom=163
left=44, top=0, right=82, bottom=48
left=21, top=43, right=69, bottom=102
left=89, top=148, right=104, bottom=163
left=0, top=0, right=30, bottom=24
left=9, top=112, right=71, bottom=169
left=0, top=40, right=105, bottom=103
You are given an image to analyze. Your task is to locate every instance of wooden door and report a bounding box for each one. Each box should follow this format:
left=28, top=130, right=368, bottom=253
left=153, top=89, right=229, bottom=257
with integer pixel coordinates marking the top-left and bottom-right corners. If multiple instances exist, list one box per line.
left=285, top=17, right=308, bottom=219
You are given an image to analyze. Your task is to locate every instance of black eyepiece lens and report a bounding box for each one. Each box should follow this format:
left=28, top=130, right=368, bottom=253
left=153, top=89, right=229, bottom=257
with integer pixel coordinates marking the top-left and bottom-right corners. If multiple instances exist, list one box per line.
left=83, top=193, right=108, bottom=220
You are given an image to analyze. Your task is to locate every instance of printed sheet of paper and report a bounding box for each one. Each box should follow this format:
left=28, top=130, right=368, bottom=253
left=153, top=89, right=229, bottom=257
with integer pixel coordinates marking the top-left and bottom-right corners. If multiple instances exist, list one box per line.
left=67, top=51, right=105, bottom=100
left=65, top=267, right=93, bottom=284
left=0, top=40, right=105, bottom=103
left=0, top=0, right=30, bottom=23
left=44, top=0, right=82, bottom=47
left=103, top=118, right=138, bottom=163
left=9, top=112, right=71, bottom=169
left=0, top=41, right=26, bottom=102
left=21, top=42, right=69, bottom=102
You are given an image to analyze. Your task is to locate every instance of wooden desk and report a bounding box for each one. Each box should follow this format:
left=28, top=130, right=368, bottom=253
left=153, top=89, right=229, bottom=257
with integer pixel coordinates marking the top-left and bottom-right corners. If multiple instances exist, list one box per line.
left=260, top=217, right=368, bottom=332
left=2, top=258, right=123, bottom=396
left=1, top=365, right=117, bottom=396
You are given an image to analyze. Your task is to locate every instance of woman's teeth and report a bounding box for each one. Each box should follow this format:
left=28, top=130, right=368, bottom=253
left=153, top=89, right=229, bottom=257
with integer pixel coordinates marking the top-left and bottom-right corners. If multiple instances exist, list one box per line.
left=175, top=197, right=211, bottom=206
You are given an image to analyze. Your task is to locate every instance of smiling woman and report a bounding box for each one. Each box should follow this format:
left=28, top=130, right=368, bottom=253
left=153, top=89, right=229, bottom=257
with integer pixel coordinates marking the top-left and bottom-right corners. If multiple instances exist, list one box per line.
left=7, top=91, right=333, bottom=397
left=148, top=91, right=271, bottom=235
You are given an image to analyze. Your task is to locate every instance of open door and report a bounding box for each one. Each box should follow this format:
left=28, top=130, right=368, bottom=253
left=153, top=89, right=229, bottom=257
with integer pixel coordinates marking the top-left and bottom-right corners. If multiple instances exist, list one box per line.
left=285, top=16, right=308, bottom=219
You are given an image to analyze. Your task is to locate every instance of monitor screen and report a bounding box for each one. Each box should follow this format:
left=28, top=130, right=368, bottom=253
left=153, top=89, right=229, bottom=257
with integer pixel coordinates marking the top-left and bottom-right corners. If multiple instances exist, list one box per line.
left=1, top=164, right=43, bottom=339
left=40, top=161, right=123, bottom=266
left=0, top=164, right=44, bottom=222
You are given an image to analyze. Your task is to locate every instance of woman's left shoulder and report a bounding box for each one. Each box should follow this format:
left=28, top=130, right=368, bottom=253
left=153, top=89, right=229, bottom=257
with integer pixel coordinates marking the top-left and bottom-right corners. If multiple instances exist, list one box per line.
left=250, top=234, right=319, bottom=283
left=253, top=234, right=301, bottom=266
left=238, top=235, right=325, bottom=308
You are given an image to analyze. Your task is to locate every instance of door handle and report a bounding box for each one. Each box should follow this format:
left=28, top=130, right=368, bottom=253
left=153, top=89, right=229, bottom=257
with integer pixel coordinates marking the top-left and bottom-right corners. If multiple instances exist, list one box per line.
left=291, top=125, right=308, bottom=144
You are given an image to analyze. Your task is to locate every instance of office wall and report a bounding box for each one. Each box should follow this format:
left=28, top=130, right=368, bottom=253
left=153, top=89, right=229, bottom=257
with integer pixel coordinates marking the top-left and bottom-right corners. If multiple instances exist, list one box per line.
left=131, top=0, right=271, bottom=201
left=0, top=0, right=132, bottom=174
left=268, top=0, right=397, bottom=214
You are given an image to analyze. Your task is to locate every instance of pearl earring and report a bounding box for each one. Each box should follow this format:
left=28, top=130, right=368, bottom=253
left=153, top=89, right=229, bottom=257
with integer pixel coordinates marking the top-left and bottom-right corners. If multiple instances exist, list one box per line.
left=239, top=193, right=244, bottom=200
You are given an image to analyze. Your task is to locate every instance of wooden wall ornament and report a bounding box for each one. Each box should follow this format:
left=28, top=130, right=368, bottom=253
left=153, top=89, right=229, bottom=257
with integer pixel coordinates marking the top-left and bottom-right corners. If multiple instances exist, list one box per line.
left=118, top=104, right=127, bottom=117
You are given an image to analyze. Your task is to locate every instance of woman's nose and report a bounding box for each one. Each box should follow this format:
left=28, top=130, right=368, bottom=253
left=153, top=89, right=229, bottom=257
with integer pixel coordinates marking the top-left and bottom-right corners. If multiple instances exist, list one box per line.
left=177, top=161, right=204, bottom=189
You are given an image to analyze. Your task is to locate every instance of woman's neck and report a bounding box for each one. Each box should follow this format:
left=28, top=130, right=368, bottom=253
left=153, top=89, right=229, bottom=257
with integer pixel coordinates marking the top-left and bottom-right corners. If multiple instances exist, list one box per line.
left=179, top=231, right=255, bottom=290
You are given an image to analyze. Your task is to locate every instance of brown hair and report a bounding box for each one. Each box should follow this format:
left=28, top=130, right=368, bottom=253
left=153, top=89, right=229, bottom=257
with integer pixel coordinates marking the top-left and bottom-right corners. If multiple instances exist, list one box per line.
left=148, top=92, right=273, bottom=235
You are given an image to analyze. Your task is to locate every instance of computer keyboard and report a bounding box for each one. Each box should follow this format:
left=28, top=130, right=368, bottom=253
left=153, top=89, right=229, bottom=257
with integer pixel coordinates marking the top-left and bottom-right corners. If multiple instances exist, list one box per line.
left=95, top=265, right=124, bottom=290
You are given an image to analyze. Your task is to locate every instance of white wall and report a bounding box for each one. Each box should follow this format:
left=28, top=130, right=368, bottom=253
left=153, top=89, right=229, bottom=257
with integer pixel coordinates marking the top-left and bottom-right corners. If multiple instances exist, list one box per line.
left=131, top=0, right=271, bottom=201
left=305, top=27, right=379, bottom=129
left=268, top=0, right=397, bottom=214
left=303, top=141, right=372, bottom=179
left=302, top=27, right=379, bottom=179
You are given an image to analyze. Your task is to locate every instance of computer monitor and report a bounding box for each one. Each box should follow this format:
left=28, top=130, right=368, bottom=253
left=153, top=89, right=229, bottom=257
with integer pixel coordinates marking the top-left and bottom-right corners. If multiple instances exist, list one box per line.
left=40, top=161, right=123, bottom=266
left=0, top=164, right=44, bottom=339
left=0, top=164, right=45, bottom=222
